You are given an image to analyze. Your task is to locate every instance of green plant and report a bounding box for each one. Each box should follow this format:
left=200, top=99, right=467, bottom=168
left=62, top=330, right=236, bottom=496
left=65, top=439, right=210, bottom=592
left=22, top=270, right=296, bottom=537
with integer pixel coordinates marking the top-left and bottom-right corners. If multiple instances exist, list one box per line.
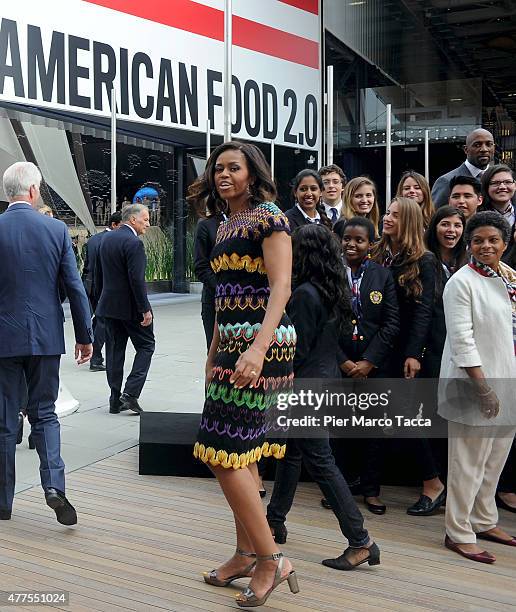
left=142, top=227, right=174, bottom=281
left=186, top=225, right=197, bottom=281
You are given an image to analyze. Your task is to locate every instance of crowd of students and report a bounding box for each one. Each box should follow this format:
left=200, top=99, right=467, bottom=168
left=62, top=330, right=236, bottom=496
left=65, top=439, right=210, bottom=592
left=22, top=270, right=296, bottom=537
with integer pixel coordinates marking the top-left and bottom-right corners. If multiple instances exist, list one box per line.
left=191, top=136, right=515, bottom=607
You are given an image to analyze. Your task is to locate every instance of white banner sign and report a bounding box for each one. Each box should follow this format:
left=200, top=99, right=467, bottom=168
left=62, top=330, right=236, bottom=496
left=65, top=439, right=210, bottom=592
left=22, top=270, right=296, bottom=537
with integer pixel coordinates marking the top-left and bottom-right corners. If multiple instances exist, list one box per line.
left=0, top=0, right=321, bottom=149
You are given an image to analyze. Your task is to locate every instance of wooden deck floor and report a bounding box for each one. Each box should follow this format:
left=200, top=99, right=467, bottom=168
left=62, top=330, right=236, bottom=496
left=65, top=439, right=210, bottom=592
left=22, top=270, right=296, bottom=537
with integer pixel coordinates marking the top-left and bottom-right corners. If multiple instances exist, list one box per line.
left=1, top=447, right=515, bottom=612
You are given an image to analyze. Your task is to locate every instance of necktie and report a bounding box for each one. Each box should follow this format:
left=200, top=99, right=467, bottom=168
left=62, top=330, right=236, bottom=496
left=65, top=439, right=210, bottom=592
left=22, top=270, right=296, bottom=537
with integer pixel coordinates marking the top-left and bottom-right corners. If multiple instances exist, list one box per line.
left=330, top=208, right=338, bottom=224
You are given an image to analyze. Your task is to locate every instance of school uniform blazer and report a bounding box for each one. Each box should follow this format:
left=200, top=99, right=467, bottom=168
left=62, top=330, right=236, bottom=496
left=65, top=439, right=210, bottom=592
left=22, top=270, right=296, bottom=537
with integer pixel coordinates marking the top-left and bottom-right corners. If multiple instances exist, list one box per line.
left=285, top=206, right=313, bottom=231
left=438, top=264, right=516, bottom=426
left=390, top=252, right=436, bottom=365
left=287, top=282, right=340, bottom=378
left=338, top=261, right=400, bottom=369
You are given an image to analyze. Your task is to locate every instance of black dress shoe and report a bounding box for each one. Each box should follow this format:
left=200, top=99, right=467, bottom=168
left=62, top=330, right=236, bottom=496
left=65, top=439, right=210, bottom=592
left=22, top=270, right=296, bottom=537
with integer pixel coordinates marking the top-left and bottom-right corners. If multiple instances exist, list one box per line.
left=89, top=362, right=106, bottom=372
left=364, top=497, right=386, bottom=515
left=0, top=508, right=12, bottom=520
left=321, top=498, right=332, bottom=509
left=322, top=542, right=380, bottom=571
left=120, top=393, right=143, bottom=414
left=45, top=488, right=77, bottom=526
left=496, top=493, right=516, bottom=514
left=407, top=489, right=446, bottom=516
left=16, top=412, right=24, bottom=445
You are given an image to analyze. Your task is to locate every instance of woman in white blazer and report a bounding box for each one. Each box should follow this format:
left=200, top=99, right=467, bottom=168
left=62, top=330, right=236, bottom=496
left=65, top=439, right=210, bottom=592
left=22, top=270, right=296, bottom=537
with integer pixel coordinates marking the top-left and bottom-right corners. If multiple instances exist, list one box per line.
left=439, top=211, right=516, bottom=563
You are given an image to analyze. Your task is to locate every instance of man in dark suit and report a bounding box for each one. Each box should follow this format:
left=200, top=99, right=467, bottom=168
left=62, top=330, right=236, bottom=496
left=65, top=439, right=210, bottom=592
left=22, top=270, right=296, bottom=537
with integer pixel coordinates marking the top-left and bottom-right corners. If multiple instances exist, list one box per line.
left=431, top=128, right=495, bottom=207
left=193, top=212, right=226, bottom=350
left=95, top=204, right=155, bottom=415
left=82, top=212, right=122, bottom=371
left=0, top=162, right=93, bottom=525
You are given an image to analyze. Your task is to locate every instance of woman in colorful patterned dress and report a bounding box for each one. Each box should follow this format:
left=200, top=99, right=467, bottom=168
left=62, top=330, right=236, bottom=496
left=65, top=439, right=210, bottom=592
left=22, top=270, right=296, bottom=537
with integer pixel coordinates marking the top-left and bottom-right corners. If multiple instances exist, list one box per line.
left=187, top=142, right=298, bottom=607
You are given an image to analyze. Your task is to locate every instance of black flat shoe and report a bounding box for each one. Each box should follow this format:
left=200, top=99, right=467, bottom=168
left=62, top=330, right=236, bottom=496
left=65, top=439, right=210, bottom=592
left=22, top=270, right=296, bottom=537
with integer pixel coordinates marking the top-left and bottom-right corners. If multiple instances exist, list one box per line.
left=496, top=493, right=516, bottom=514
left=322, top=542, right=380, bottom=571
left=321, top=498, right=332, bottom=509
left=45, top=488, right=77, bottom=526
left=364, top=498, right=386, bottom=515
left=0, top=508, right=12, bottom=520
left=259, top=488, right=266, bottom=498
left=16, top=412, right=23, bottom=445
left=407, top=489, right=446, bottom=516
left=268, top=522, right=287, bottom=544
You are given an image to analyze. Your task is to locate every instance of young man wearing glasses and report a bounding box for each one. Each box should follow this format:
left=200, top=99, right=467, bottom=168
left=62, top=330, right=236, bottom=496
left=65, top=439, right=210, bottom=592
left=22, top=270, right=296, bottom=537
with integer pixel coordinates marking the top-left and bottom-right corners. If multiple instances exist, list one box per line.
left=319, top=164, right=347, bottom=225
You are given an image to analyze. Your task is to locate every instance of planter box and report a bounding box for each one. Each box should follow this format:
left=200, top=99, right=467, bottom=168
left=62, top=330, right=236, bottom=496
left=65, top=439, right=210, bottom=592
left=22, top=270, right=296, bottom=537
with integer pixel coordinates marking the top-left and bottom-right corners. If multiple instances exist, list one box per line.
left=146, top=280, right=173, bottom=294
left=189, top=281, right=203, bottom=295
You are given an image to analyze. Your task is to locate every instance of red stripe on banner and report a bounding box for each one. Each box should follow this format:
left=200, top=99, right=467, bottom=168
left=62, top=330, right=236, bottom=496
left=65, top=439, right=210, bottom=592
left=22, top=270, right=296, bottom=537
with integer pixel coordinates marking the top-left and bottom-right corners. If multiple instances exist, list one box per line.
left=83, top=0, right=319, bottom=68
left=278, top=0, right=319, bottom=15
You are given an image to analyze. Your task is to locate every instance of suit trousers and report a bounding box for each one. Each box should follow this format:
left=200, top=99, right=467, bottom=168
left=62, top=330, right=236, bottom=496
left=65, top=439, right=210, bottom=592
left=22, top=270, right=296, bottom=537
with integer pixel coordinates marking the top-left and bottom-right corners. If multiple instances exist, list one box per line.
left=104, top=317, right=155, bottom=399
left=92, top=315, right=106, bottom=363
left=446, top=421, right=516, bottom=543
left=266, top=436, right=370, bottom=548
left=0, top=355, right=64, bottom=511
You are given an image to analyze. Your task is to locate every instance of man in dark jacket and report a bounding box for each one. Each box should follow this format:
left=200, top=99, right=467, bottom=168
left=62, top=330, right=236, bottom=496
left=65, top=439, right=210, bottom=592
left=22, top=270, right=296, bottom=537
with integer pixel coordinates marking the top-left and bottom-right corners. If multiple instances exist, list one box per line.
left=95, top=204, right=154, bottom=414
left=0, top=162, right=93, bottom=525
left=82, top=212, right=122, bottom=371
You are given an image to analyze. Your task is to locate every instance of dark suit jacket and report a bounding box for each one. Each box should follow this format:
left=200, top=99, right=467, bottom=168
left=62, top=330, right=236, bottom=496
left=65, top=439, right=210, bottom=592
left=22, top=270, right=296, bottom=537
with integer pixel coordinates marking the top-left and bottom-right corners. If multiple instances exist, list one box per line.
left=95, top=224, right=150, bottom=321
left=431, top=162, right=474, bottom=208
left=389, top=252, right=436, bottom=370
left=193, top=214, right=224, bottom=304
left=0, top=203, right=92, bottom=357
left=285, top=206, right=313, bottom=231
left=338, top=261, right=400, bottom=370
left=82, top=229, right=107, bottom=306
left=287, top=282, right=340, bottom=378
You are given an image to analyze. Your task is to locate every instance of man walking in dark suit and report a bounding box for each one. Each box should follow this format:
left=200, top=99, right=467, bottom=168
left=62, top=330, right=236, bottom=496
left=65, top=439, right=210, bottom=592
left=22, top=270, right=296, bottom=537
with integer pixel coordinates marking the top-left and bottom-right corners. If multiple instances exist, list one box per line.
left=431, top=128, right=495, bottom=207
left=82, top=212, right=122, bottom=371
left=0, top=162, right=93, bottom=525
left=95, top=204, right=155, bottom=415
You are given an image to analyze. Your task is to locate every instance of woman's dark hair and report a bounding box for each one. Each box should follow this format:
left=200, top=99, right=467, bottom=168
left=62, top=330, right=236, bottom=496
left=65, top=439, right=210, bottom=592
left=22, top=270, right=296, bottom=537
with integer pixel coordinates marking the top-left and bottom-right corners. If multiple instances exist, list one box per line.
left=291, top=224, right=352, bottom=334
left=334, top=216, right=375, bottom=243
left=187, top=141, right=276, bottom=216
left=480, top=164, right=515, bottom=210
left=464, top=210, right=511, bottom=245
left=425, top=206, right=467, bottom=264
left=291, top=169, right=332, bottom=229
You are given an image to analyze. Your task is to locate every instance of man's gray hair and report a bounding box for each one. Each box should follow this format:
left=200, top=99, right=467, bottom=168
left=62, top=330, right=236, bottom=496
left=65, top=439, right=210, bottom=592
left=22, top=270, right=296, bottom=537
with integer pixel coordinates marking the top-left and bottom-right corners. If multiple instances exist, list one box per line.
left=122, top=203, right=148, bottom=222
left=3, top=162, right=42, bottom=200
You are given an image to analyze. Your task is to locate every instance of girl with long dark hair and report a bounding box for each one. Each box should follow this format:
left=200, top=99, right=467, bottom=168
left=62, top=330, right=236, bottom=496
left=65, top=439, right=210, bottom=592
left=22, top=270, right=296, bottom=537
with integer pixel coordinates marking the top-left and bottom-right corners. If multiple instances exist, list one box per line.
left=284, top=169, right=332, bottom=230
left=266, top=223, right=381, bottom=572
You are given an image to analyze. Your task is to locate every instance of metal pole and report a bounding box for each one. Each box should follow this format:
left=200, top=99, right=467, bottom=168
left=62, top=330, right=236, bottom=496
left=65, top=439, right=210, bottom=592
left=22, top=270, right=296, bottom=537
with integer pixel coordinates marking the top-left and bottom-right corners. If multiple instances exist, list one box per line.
left=326, top=65, right=334, bottom=165
left=223, top=0, right=233, bottom=142
left=270, top=140, right=275, bottom=179
left=206, top=118, right=211, bottom=162
left=424, top=129, right=430, bottom=182
left=110, top=88, right=117, bottom=213
left=385, top=103, right=392, bottom=205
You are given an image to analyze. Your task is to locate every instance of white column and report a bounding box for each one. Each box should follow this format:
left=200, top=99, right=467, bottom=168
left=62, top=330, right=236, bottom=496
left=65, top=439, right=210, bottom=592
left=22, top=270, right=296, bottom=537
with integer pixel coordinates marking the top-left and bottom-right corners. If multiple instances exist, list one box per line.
left=326, top=65, right=334, bottom=165
left=270, top=140, right=275, bottom=179
left=110, top=88, right=117, bottom=214
left=424, top=129, right=430, bottom=182
left=206, top=118, right=211, bottom=162
left=385, top=103, right=392, bottom=205
left=223, top=0, right=233, bottom=142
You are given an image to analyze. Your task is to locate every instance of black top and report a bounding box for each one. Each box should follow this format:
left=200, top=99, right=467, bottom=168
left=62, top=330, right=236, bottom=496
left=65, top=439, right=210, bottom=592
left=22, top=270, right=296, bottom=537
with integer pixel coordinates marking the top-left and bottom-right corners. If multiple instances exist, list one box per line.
left=388, top=251, right=436, bottom=369
left=81, top=229, right=107, bottom=306
left=338, top=261, right=400, bottom=370
left=193, top=214, right=225, bottom=304
left=95, top=224, right=151, bottom=321
left=287, top=281, right=340, bottom=378
left=421, top=261, right=448, bottom=378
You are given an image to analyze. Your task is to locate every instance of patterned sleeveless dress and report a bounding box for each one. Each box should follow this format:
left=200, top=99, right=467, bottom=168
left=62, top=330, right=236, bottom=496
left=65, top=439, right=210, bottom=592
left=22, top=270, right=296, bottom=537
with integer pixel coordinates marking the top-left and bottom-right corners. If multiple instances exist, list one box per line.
left=193, top=202, right=296, bottom=469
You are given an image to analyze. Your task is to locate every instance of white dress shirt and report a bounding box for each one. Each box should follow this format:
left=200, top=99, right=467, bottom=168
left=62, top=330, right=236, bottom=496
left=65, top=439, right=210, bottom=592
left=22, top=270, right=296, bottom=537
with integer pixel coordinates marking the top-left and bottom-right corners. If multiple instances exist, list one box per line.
left=295, top=202, right=320, bottom=223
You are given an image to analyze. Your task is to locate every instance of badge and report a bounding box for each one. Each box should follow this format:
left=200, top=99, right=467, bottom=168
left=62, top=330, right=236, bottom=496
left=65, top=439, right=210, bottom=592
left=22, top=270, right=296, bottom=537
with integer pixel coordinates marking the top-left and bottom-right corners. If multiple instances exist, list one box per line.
left=370, top=290, right=382, bottom=304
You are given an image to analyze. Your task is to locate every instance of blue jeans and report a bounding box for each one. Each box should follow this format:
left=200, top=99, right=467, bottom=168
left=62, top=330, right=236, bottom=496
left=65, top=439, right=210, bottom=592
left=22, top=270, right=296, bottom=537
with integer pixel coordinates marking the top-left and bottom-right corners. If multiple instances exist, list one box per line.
left=266, top=436, right=370, bottom=548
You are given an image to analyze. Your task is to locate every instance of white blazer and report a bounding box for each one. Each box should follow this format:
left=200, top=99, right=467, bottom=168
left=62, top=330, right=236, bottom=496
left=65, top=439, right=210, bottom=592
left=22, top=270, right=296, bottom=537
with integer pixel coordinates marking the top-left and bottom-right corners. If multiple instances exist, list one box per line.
left=438, top=264, right=516, bottom=426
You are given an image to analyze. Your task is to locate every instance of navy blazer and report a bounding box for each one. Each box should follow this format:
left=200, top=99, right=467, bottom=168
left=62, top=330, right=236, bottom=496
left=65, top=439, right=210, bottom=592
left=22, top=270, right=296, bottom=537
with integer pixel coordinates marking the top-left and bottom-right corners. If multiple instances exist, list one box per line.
left=285, top=206, right=313, bottom=231
left=338, top=261, right=400, bottom=369
left=287, top=282, right=340, bottom=378
left=81, top=229, right=107, bottom=304
left=0, top=203, right=93, bottom=357
left=193, top=214, right=224, bottom=304
left=95, top=224, right=150, bottom=321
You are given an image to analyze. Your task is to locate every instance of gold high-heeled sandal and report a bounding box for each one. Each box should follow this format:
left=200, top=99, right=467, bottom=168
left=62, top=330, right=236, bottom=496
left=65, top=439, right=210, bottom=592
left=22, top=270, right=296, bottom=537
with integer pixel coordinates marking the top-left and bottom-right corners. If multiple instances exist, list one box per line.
left=236, top=551, right=299, bottom=607
left=203, top=548, right=256, bottom=587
